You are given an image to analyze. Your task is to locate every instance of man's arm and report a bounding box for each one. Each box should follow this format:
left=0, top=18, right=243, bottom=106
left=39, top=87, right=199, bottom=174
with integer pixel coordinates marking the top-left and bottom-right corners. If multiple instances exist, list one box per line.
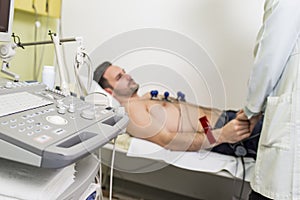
left=146, top=119, right=250, bottom=151
left=126, top=103, right=250, bottom=151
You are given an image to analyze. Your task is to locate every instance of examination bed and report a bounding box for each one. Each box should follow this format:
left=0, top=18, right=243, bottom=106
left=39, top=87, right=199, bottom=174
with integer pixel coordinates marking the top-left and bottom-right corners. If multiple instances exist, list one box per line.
left=79, top=77, right=255, bottom=200
left=81, top=76, right=255, bottom=199
left=78, top=77, right=256, bottom=199
left=100, top=133, right=254, bottom=200
left=82, top=30, right=256, bottom=199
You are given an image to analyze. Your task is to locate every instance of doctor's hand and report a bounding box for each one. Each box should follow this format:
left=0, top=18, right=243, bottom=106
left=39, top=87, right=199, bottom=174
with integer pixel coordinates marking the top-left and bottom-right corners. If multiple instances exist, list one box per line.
left=236, top=110, right=261, bottom=133
left=218, top=118, right=251, bottom=144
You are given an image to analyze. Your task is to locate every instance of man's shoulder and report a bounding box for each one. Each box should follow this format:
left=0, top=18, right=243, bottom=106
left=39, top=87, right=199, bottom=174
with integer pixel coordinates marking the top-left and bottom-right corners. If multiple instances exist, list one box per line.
left=125, top=96, right=149, bottom=110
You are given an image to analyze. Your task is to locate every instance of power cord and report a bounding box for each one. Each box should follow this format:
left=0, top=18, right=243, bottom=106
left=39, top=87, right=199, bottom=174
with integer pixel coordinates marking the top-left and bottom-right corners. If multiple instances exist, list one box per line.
left=35, top=7, right=50, bottom=80
left=109, top=139, right=117, bottom=200
left=238, top=156, right=246, bottom=200
left=97, top=149, right=103, bottom=200
left=32, top=0, right=38, bottom=80
left=58, top=1, right=71, bottom=85
left=232, top=156, right=246, bottom=200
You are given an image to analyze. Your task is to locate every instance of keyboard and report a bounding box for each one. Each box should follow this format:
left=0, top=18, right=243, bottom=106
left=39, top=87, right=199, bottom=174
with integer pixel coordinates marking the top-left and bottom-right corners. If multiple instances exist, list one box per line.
left=0, top=91, right=53, bottom=117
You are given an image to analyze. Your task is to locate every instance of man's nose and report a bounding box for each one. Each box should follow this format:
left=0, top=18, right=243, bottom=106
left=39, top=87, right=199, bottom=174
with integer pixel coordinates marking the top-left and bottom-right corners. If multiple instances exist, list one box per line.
left=124, top=74, right=132, bottom=80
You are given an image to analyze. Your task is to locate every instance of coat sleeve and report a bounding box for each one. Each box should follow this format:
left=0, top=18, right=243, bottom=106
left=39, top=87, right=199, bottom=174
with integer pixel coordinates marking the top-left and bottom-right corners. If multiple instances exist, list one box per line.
left=245, top=0, right=300, bottom=114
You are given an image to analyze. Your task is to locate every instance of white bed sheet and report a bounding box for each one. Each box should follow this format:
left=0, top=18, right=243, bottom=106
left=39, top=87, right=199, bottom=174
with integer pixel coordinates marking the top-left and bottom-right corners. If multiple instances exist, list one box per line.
left=127, top=137, right=255, bottom=181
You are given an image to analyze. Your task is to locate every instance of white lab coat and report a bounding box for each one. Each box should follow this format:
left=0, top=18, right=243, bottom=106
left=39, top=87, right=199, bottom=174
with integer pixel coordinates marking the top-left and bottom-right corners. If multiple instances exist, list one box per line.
left=245, top=0, right=300, bottom=199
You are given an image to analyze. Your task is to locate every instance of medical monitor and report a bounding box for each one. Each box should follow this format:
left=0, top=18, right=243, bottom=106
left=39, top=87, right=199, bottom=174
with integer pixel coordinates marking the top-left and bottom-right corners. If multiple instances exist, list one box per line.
left=0, top=0, right=14, bottom=42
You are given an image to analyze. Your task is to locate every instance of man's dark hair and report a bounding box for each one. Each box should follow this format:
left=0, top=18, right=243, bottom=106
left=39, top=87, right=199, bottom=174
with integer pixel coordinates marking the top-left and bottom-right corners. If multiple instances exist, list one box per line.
left=93, top=61, right=113, bottom=89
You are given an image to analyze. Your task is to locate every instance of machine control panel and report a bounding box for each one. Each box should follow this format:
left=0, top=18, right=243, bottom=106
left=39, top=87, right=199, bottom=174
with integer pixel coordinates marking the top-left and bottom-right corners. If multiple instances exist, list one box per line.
left=0, top=78, right=129, bottom=168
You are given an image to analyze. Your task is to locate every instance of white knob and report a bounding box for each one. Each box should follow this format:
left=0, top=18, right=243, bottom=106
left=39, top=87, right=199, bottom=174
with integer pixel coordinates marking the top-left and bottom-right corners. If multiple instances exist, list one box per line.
left=5, top=81, right=13, bottom=89
left=68, top=103, right=75, bottom=113
left=57, top=106, right=66, bottom=114
left=56, top=100, right=64, bottom=108
left=80, top=109, right=95, bottom=120
left=46, top=115, right=68, bottom=125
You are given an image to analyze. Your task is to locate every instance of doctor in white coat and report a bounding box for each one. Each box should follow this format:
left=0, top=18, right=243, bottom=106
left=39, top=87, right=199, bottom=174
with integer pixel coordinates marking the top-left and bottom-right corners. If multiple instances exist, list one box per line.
left=237, top=0, right=300, bottom=199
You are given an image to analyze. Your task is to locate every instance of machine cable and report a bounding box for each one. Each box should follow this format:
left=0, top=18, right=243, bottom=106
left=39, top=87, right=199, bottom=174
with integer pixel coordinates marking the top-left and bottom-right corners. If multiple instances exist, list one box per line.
left=73, top=42, right=93, bottom=97
left=238, top=156, right=246, bottom=200
left=109, top=139, right=117, bottom=200
left=95, top=148, right=104, bottom=200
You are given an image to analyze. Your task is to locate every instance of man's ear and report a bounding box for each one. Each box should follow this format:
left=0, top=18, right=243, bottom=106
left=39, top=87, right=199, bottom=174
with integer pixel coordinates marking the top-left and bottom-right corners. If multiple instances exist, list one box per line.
left=104, top=88, right=113, bottom=95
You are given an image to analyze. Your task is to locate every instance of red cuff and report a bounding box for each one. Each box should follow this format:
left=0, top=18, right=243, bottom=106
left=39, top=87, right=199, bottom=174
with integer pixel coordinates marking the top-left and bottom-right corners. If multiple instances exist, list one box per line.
left=199, top=116, right=216, bottom=144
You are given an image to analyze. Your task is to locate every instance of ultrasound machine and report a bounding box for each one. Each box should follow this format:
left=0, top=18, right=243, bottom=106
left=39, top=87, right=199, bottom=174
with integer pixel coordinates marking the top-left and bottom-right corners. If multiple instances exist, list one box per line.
left=0, top=0, right=129, bottom=199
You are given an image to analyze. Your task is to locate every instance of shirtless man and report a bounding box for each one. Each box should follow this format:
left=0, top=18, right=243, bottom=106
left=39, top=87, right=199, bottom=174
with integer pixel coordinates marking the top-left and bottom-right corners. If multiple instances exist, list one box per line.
left=93, top=61, right=261, bottom=155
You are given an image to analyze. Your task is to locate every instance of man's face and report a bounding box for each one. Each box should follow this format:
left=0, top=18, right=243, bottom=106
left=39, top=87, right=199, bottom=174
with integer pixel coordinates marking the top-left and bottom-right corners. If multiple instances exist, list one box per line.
left=103, top=65, right=139, bottom=97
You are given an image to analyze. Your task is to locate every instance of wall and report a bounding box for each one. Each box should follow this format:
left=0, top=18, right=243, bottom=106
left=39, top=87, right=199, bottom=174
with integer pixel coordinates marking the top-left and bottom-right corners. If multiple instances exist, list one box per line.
left=15, top=0, right=61, bottom=18
left=0, top=2, right=60, bottom=82
left=9, top=9, right=58, bottom=81
left=61, top=0, right=264, bottom=109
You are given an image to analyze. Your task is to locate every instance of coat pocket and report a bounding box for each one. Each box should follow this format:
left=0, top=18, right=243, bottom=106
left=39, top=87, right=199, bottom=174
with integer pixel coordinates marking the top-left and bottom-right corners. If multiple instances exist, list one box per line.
left=259, top=93, right=292, bottom=150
